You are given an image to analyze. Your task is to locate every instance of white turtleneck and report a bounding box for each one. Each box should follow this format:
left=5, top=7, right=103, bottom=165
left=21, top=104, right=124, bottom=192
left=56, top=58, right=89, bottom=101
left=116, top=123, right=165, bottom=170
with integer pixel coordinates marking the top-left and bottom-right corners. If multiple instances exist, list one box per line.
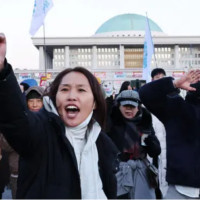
left=65, top=112, right=92, bottom=170
left=43, top=96, right=107, bottom=199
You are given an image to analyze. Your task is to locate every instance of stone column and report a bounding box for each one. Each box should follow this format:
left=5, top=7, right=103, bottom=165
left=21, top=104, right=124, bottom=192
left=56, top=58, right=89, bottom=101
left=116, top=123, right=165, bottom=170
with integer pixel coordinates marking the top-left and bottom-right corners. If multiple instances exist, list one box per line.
left=64, top=46, right=70, bottom=68
left=119, top=45, right=124, bottom=69
left=92, top=46, right=97, bottom=69
left=174, top=45, right=179, bottom=69
left=39, top=46, right=45, bottom=70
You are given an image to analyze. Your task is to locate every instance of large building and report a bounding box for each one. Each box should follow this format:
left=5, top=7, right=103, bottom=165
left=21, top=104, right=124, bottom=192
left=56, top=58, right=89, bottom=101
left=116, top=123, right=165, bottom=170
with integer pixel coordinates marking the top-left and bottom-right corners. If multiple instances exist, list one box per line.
left=15, top=13, right=200, bottom=95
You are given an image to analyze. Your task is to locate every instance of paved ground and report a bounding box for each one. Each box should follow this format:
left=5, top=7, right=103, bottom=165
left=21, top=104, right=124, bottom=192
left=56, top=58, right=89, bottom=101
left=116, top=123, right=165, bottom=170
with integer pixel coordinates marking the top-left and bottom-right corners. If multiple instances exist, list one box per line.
left=2, top=187, right=12, bottom=199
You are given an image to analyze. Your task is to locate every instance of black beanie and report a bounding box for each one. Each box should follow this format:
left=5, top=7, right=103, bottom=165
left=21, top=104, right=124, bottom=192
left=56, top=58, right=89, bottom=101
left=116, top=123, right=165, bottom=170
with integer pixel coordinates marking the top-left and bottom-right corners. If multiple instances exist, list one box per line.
left=25, top=86, right=44, bottom=100
left=26, top=91, right=42, bottom=100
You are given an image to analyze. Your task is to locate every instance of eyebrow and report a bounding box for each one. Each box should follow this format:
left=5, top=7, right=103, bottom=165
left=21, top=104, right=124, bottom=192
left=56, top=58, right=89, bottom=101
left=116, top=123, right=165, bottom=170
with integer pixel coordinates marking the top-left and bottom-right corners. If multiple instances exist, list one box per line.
left=60, top=84, right=88, bottom=87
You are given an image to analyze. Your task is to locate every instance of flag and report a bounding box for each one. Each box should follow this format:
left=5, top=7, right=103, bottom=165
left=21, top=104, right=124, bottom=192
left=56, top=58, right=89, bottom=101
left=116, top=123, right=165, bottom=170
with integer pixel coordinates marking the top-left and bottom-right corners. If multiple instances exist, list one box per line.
left=29, top=0, right=53, bottom=36
left=142, top=17, right=154, bottom=83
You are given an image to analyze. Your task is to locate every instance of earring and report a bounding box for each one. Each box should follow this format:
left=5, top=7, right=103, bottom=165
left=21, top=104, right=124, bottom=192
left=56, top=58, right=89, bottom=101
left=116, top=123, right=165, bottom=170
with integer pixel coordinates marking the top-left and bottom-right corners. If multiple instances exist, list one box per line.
left=93, top=102, right=96, bottom=110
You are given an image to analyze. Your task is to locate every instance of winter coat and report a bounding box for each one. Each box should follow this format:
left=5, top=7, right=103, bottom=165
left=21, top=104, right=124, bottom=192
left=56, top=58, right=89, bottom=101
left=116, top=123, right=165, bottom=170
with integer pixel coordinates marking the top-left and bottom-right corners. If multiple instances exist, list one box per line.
left=0, top=133, right=19, bottom=175
left=107, top=105, right=161, bottom=159
left=139, top=77, right=200, bottom=188
left=107, top=104, right=161, bottom=199
left=0, top=61, right=118, bottom=199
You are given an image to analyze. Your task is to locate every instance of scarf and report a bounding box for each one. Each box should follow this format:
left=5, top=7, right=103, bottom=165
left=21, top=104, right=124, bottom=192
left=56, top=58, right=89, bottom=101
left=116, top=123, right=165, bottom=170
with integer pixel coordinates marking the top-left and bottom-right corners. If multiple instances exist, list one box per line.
left=43, top=96, right=107, bottom=199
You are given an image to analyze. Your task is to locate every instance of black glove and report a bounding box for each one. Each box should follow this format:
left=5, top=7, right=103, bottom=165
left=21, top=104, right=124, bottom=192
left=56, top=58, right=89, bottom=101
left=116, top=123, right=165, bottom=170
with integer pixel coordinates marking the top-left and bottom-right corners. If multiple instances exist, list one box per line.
left=144, top=135, right=161, bottom=157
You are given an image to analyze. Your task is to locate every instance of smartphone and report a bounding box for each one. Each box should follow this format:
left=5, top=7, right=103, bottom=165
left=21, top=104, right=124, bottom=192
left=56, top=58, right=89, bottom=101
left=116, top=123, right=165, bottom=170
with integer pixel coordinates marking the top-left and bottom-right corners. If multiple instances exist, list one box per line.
left=141, top=134, right=148, bottom=146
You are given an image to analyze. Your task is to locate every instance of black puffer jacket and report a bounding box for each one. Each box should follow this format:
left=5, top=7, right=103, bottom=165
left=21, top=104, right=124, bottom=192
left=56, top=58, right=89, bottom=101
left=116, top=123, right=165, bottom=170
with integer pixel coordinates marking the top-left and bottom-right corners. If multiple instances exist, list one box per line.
left=139, top=77, right=200, bottom=187
left=0, top=61, right=118, bottom=199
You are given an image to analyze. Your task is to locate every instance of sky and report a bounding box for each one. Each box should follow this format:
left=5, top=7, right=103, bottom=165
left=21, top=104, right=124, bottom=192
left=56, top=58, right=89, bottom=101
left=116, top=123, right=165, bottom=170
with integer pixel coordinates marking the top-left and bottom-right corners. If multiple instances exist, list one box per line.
left=0, top=0, right=200, bottom=69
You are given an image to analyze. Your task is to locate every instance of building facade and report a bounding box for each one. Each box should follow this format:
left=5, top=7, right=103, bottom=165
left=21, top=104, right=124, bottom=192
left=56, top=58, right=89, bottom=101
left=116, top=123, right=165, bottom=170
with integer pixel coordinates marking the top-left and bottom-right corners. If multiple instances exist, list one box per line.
left=15, top=13, right=200, bottom=96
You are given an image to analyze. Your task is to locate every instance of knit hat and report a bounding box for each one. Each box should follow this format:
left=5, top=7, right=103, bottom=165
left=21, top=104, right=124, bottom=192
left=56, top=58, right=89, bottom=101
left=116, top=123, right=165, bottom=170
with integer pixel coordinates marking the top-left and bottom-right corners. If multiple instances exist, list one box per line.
left=25, top=86, right=44, bottom=100
left=116, top=90, right=141, bottom=107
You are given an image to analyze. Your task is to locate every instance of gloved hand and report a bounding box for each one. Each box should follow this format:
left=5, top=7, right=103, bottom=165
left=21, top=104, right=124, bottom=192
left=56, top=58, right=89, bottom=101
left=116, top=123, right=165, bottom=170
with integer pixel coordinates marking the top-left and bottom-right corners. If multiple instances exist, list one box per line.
left=144, top=135, right=161, bottom=157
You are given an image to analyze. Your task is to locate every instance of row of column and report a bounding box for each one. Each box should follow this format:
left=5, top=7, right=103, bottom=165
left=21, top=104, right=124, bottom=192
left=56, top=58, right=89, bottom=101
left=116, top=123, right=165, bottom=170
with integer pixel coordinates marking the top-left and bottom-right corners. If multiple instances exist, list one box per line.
left=39, top=45, right=180, bottom=70
left=39, top=47, right=53, bottom=70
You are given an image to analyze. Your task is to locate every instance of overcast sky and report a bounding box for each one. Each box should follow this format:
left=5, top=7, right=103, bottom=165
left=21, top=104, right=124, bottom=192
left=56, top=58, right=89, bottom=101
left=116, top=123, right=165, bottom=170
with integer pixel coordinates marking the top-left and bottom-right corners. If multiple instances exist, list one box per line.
left=0, top=0, right=200, bottom=69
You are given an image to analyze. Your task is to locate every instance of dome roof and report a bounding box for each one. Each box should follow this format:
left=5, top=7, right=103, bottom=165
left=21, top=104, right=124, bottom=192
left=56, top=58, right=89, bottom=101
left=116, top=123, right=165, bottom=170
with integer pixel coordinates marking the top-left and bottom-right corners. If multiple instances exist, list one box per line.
left=95, top=13, right=164, bottom=36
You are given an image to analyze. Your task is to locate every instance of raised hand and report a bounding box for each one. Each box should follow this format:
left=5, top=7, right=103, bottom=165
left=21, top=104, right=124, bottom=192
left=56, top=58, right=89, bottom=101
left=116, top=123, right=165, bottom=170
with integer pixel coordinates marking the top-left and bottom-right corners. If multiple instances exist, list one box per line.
left=173, top=69, right=200, bottom=91
left=0, top=33, right=6, bottom=71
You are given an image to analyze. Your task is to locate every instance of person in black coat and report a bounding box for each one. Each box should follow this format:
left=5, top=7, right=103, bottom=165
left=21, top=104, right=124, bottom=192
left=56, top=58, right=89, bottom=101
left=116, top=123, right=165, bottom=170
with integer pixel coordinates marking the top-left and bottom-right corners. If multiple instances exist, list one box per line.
left=0, top=33, right=118, bottom=199
left=0, top=150, right=10, bottom=199
left=107, top=90, right=161, bottom=199
left=139, top=69, right=200, bottom=199
left=105, top=81, right=132, bottom=132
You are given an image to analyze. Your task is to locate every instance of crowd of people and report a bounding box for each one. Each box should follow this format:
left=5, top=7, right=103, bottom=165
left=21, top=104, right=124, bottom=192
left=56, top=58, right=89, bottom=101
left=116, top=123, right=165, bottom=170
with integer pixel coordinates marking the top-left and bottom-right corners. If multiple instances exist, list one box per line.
left=1, top=32, right=200, bottom=199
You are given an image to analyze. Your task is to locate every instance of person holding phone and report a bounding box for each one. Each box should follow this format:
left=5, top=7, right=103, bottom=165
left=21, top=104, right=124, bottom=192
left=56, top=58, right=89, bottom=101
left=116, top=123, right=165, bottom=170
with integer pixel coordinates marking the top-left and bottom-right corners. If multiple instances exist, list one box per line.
left=107, top=90, right=161, bottom=199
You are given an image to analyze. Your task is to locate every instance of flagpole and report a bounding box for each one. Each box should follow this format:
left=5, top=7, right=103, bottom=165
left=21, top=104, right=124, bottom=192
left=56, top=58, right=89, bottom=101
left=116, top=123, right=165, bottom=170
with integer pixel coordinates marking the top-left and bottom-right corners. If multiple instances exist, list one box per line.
left=145, top=12, right=158, bottom=68
left=29, top=0, right=53, bottom=79
left=142, top=12, right=154, bottom=82
left=43, top=22, right=47, bottom=76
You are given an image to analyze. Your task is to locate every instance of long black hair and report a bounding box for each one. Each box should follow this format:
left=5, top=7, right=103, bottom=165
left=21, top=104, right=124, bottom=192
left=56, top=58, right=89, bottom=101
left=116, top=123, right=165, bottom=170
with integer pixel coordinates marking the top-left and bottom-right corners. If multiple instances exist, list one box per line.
left=46, top=67, right=106, bottom=128
left=119, top=81, right=131, bottom=93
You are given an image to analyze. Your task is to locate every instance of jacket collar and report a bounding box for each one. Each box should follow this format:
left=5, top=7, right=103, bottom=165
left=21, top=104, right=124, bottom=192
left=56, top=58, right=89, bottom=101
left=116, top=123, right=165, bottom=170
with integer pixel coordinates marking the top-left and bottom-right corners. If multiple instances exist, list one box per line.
left=46, top=110, right=79, bottom=172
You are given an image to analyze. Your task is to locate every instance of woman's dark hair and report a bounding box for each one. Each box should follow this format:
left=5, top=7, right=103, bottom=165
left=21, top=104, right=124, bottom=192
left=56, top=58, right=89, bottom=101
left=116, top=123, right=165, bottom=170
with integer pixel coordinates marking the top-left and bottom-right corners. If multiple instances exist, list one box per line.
left=46, top=67, right=106, bottom=128
left=20, top=82, right=30, bottom=92
left=119, top=81, right=131, bottom=93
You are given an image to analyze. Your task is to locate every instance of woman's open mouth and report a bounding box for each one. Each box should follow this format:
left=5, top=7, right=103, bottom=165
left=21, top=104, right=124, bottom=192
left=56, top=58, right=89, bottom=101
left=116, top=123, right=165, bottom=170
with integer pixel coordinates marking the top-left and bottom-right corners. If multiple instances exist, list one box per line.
left=65, top=105, right=80, bottom=118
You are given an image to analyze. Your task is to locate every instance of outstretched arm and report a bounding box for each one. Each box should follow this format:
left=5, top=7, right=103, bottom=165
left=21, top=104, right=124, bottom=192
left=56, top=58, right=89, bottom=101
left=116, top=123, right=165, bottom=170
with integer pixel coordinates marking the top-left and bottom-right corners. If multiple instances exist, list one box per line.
left=0, top=33, right=44, bottom=157
left=0, top=33, right=6, bottom=71
left=173, top=69, right=200, bottom=91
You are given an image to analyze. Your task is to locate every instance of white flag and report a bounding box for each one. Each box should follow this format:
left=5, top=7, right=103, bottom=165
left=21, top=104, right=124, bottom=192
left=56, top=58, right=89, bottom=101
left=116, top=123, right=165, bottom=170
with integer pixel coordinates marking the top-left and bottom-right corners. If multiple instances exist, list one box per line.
left=29, top=0, right=53, bottom=36
left=142, top=17, right=154, bottom=83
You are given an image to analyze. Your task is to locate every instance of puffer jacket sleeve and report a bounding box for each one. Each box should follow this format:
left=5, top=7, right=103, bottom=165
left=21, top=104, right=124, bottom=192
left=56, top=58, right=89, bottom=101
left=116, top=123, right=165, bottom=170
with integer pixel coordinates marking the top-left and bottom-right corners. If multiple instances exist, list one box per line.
left=144, top=132, right=161, bottom=157
left=139, top=107, right=161, bottom=158
left=139, top=77, right=179, bottom=122
left=0, top=60, right=44, bottom=157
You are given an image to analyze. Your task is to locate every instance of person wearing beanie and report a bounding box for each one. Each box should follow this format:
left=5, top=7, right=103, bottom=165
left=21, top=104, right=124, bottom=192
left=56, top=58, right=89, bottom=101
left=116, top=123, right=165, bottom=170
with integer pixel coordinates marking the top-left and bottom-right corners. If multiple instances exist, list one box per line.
left=0, top=86, right=44, bottom=199
left=107, top=90, right=161, bottom=199
left=25, top=86, right=45, bottom=112
left=105, top=81, right=133, bottom=132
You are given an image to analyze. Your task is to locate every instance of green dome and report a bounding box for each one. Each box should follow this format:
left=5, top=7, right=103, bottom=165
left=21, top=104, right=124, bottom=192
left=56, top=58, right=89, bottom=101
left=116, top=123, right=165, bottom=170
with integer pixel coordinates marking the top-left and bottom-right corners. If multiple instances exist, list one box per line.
left=95, top=13, right=163, bottom=34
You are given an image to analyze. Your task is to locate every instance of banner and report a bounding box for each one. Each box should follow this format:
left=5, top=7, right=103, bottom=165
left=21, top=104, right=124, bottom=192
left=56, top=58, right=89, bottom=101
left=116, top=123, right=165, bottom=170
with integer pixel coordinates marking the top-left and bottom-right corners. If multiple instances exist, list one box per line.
left=40, top=76, right=47, bottom=86
left=172, top=71, right=185, bottom=78
left=29, top=0, right=53, bottom=36
left=142, top=17, right=154, bottom=83
left=114, top=72, right=126, bottom=79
